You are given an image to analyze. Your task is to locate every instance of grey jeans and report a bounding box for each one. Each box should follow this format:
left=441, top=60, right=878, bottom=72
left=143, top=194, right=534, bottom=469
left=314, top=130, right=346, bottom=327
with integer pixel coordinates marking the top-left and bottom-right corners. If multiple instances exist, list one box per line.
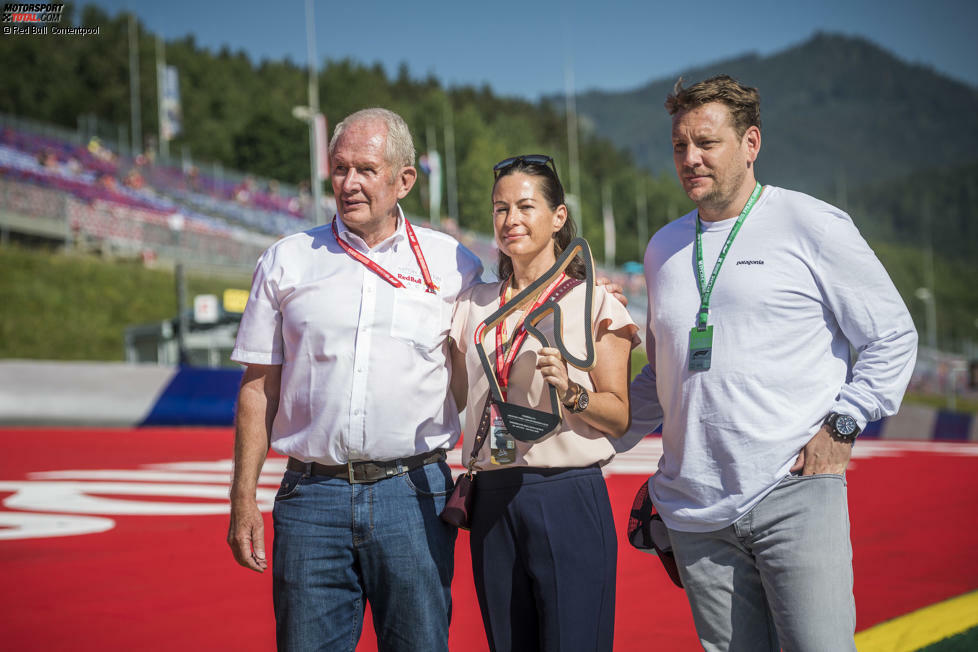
left=668, top=473, right=856, bottom=652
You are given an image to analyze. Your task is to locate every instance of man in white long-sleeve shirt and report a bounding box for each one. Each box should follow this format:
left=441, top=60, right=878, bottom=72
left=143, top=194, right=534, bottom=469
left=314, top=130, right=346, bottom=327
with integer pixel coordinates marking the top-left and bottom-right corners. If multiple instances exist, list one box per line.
left=628, top=75, right=917, bottom=651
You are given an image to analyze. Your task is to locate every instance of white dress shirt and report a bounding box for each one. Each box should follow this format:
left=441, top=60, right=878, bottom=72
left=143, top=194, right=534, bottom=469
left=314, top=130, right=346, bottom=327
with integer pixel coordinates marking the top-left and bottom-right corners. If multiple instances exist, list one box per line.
left=231, top=208, right=483, bottom=464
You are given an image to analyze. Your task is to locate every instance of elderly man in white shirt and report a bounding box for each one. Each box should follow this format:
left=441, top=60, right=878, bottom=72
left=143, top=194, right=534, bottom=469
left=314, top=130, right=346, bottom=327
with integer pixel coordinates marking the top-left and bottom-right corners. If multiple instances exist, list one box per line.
left=227, top=108, right=482, bottom=652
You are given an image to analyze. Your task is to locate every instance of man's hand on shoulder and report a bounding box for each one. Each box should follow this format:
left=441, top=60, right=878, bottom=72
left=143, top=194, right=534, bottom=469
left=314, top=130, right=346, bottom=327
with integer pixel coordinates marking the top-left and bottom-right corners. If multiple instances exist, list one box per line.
left=596, top=277, right=628, bottom=307
left=790, top=425, right=853, bottom=476
left=227, top=496, right=267, bottom=572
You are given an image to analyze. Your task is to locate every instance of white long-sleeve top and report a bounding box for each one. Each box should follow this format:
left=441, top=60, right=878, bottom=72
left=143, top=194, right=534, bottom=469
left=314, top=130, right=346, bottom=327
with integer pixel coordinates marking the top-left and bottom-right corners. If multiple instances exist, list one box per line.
left=628, top=186, right=917, bottom=532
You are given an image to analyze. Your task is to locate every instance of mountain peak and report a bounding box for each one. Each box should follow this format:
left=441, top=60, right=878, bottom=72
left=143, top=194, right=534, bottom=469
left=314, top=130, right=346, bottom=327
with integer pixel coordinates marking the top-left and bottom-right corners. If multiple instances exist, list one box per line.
left=573, top=33, right=978, bottom=195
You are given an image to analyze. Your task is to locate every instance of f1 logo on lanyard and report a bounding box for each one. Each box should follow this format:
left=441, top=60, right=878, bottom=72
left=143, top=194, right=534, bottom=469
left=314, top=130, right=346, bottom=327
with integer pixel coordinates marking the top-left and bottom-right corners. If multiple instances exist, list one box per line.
left=688, top=326, right=714, bottom=372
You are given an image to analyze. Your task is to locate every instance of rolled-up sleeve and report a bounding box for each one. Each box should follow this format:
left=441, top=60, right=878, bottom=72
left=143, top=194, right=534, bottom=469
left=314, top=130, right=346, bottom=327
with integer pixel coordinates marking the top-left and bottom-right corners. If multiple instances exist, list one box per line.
left=231, top=251, right=284, bottom=366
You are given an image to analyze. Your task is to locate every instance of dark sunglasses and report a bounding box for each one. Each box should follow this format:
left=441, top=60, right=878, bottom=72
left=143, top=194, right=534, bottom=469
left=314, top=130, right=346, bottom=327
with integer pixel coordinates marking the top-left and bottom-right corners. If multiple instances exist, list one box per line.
left=492, top=154, right=560, bottom=180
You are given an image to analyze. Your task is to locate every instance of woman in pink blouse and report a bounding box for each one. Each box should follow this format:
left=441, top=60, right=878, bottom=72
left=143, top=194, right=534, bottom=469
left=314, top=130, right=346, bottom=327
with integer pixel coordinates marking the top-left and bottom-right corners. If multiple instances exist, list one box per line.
left=449, top=154, right=639, bottom=652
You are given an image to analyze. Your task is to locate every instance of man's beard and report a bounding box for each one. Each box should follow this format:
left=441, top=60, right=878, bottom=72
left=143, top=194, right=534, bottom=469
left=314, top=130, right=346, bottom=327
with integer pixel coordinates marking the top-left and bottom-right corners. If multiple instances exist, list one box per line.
left=694, top=167, right=746, bottom=214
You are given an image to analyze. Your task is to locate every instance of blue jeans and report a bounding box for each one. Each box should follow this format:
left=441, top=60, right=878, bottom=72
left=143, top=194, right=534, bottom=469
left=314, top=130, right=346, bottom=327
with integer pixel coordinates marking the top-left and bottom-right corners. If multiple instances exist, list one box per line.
left=668, top=473, right=856, bottom=652
left=271, top=460, right=457, bottom=652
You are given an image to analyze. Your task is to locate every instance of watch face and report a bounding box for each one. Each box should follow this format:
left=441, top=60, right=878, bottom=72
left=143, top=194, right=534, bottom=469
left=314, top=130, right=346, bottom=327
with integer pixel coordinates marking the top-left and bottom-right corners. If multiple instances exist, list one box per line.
left=577, top=389, right=589, bottom=412
left=836, top=414, right=858, bottom=436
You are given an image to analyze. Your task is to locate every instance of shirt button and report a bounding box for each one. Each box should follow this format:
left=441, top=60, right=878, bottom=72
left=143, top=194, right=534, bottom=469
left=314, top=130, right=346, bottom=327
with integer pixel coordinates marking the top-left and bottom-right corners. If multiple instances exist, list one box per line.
left=353, top=409, right=361, bottom=416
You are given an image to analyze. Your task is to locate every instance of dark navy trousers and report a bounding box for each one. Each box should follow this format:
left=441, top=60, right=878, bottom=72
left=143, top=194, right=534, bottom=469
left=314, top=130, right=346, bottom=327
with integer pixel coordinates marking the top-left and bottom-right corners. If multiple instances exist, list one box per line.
left=470, top=465, right=617, bottom=652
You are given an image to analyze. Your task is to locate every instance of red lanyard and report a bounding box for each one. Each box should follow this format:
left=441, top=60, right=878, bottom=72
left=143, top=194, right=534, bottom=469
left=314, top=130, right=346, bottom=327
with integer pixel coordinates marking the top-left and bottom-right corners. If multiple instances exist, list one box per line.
left=493, top=273, right=565, bottom=400
left=331, top=216, right=438, bottom=293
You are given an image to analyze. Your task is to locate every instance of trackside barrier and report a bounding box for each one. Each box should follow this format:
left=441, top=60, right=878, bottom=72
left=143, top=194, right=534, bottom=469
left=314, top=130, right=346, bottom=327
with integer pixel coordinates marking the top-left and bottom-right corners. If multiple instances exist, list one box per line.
left=0, top=360, right=242, bottom=427
left=138, top=366, right=243, bottom=426
left=0, top=361, right=977, bottom=439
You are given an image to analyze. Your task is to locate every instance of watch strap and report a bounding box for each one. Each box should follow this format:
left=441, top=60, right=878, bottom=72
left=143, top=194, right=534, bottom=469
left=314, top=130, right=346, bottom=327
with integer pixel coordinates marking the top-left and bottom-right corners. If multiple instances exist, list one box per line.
left=570, top=385, right=589, bottom=413
left=563, top=382, right=581, bottom=409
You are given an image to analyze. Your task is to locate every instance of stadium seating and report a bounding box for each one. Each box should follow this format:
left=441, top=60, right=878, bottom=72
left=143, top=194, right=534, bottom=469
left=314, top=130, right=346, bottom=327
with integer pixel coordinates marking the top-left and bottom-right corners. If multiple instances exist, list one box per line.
left=0, top=126, right=320, bottom=238
left=0, top=121, right=638, bottom=306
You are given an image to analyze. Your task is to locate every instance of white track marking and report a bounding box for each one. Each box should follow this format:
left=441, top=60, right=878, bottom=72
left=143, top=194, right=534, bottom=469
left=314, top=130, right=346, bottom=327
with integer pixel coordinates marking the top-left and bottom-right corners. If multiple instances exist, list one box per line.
left=1, top=438, right=975, bottom=541
left=0, top=512, right=115, bottom=540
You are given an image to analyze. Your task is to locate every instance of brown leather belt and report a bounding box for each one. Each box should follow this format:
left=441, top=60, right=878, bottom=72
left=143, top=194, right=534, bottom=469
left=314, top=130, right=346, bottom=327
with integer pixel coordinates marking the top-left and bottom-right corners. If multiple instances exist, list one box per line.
left=286, top=449, right=447, bottom=484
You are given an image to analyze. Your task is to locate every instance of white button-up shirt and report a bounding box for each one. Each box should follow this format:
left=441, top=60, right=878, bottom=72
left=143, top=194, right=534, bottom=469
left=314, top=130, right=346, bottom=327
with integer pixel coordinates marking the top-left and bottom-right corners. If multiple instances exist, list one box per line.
left=231, top=208, right=483, bottom=464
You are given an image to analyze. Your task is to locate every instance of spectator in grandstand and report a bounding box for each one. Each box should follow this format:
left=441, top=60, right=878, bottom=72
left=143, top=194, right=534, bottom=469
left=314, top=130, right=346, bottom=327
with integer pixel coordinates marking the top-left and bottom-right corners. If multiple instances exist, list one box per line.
left=449, top=154, right=639, bottom=651
left=234, top=176, right=255, bottom=204
left=97, top=173, right=117, bottom=191
left=39, top=149, right=58, bottom=169
left=87, top=137, right=115, bottom=163
left=123, top=169, right=144, bottom=190
left=628, top=75, right=918, bottom=651
left=286, top=195, right=301, bottom=215
left=66, top=156, right=82, bottom=176
left=296, top=179, right=312, bottom=212
left=227, top=107, right=483, bottom=652
left=185, top=164, right=201, bottom=192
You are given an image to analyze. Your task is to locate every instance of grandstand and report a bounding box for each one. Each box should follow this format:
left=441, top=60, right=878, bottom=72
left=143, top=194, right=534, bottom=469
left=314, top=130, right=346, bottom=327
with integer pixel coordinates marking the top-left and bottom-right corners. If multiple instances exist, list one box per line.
left=3, top=112, right=970, bottom=403
left=0, top=113, right=647, bottom=367
left=0, top=113, right=642, bottom=281
left=0, top=114, right=319, bottom=272
left=3, top=112, right=974, bottom=414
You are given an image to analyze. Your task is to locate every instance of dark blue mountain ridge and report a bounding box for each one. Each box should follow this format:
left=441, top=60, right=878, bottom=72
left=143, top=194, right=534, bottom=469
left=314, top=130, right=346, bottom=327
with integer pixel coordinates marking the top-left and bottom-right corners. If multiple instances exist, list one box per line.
left=563, top=32, right=978, bottom=198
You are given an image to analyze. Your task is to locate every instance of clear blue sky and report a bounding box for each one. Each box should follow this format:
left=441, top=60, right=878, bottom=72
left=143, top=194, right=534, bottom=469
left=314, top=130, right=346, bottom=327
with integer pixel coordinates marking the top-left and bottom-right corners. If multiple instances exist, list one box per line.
left=94, top=0, right=977, bottom=98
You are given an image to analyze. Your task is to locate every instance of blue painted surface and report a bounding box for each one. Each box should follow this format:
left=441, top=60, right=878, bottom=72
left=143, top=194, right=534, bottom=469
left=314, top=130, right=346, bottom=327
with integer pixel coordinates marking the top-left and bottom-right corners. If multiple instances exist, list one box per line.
left=934, top=410, right=973, bottom=441
left=140, top=366, right=243, bottom=426
left=133, top=365, right=974, bottom=442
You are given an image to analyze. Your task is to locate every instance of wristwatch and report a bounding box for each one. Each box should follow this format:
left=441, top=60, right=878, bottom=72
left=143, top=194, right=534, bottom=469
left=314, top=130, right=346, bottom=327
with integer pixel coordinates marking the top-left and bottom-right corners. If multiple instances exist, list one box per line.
left=564, top=382, right=590, bottom=413
left=825, top=412, right=860, bottom=443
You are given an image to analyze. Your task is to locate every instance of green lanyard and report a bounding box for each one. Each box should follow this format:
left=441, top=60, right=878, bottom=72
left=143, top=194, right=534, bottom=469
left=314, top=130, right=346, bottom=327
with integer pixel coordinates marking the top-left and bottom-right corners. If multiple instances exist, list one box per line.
left=694, top=182, right=762, bottom=330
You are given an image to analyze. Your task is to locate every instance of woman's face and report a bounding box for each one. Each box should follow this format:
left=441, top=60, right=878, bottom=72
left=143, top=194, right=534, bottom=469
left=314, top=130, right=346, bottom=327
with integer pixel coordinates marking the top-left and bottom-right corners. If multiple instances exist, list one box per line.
left=492, top=172, right=566, bottom=264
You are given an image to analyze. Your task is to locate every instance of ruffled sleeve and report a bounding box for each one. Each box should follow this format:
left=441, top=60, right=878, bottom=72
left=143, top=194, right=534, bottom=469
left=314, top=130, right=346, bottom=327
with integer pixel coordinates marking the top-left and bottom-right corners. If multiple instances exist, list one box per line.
left=592, top=285, right=641, bottom=350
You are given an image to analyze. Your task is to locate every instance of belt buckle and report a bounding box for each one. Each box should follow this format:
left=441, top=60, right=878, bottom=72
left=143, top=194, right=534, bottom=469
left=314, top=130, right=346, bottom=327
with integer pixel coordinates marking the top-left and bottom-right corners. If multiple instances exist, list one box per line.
left=347, top=460, right=356, bottom=484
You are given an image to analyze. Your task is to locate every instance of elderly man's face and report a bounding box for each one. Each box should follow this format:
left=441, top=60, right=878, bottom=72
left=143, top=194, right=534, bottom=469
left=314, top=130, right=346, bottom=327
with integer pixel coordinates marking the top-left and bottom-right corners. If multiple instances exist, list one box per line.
left=330, top=120, right=414, bottom=239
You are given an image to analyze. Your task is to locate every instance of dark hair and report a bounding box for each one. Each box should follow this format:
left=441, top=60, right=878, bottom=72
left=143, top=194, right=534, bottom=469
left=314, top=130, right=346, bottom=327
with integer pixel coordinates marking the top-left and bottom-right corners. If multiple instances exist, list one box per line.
left=665, top=74, right=761, bottom=138
left=492, top=159, right=585, bottom=281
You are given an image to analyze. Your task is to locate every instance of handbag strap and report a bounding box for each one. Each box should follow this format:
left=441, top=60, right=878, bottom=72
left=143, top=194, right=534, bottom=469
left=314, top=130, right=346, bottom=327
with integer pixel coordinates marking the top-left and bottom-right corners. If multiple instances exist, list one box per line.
left=465, top=397, right=493, bottom=472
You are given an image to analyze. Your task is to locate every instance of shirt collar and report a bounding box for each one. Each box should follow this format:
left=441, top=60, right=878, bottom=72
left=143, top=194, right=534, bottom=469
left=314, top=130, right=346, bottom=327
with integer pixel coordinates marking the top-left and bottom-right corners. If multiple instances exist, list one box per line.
left=333, top=205, right=408, bottom=252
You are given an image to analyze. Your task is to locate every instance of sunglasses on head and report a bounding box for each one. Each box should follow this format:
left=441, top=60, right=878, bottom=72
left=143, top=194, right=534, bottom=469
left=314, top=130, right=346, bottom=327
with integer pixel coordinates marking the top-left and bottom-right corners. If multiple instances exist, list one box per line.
left=493, top=154, right=560, bottom=180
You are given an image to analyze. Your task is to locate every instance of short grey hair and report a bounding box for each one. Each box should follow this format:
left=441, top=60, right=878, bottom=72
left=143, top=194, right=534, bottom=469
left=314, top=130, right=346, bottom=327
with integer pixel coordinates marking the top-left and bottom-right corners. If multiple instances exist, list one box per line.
left=328, top=107, right=416, bottom=170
